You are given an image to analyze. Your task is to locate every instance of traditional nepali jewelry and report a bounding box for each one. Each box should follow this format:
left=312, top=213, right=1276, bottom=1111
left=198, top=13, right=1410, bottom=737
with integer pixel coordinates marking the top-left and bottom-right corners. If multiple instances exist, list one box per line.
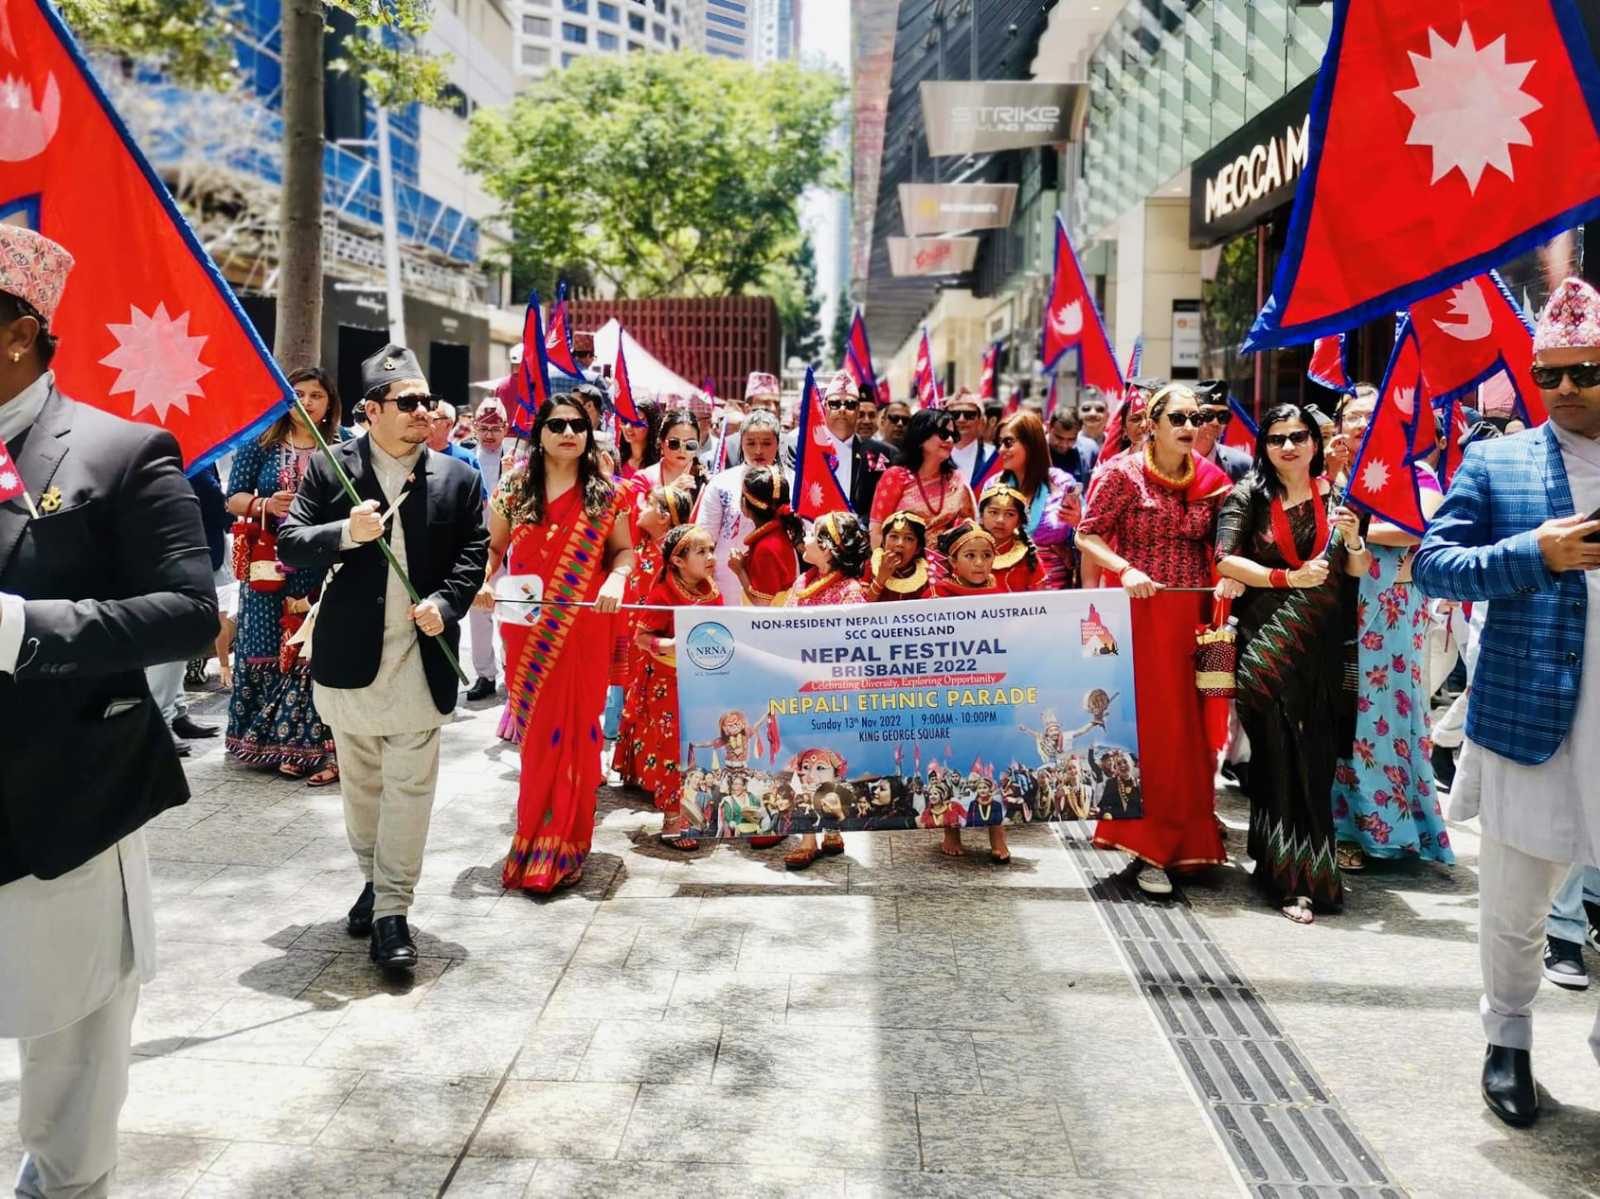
left=944, top=524, right=996, bottom=560
left=1269, top=568, right=1291, bottom=589
left=1269, top=490, right=1329, bottom=568
left=869, top=548, right=928, bottom=594
left=991, top=540, right=1028, bottom=570
left=979, top=481, right=1029, bottom=512
left=794, top=569, right=843, bottom=603
left=1142, top=445, right=1195, bottom=491
left=911, top=467, right=949, bottom=516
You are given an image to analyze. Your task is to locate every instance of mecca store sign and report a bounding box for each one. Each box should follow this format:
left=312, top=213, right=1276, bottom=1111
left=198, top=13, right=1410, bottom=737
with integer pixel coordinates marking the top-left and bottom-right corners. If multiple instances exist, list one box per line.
left=1189, top=76, right=1315, bottom=248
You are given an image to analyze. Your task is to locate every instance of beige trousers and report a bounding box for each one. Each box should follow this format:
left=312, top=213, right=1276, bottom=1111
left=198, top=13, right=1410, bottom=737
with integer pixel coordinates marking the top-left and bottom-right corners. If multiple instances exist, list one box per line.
left=330, top=727, right=442, bottom=920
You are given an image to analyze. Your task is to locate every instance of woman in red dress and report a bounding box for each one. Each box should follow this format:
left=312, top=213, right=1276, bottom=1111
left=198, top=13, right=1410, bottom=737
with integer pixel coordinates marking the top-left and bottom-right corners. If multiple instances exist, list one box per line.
left=933, top=521, right=1008, bottom=598
left=634, top=524, right=723, bottom=850
left=783, top=511, right=870, bottom=870
left=612, top=486, right=695, bottom=788
left=865, top=511, right=932, bottom=602
left=1075, top=384, right=1236, bottom=896
left=978, top=483, right=1045, bottom=593
left=726, top=466, right=802, bottom=606
left=869, top=410, right=975, bottom=578
left=478, top=399, right=634, bottom=893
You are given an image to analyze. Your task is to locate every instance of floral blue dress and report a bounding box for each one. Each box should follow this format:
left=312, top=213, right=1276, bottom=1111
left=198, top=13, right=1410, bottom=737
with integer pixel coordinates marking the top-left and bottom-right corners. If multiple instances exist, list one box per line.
left=225, top=438, right=337, bottom=771
left=1330, top=542, right=1454, bottom=864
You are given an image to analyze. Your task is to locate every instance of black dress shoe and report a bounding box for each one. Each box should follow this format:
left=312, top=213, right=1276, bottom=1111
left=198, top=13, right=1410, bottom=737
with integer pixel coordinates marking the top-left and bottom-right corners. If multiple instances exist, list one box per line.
left=466, top=676, right=497, bottom=702
left=370, top=915, right=418, bottom=972
left=346, top=882, right=375, bottom=938
left=172, top=714, right=219, bottom=739
left=1431, top=742, right=1457, bottom=790
left=1482, top=1044, right=1539, bottom=1128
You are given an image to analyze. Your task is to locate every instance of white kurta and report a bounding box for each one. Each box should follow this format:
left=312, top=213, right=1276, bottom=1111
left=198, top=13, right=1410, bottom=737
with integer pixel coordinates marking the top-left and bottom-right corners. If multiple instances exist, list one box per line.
left=1472, top=422, right=1600, bottom=867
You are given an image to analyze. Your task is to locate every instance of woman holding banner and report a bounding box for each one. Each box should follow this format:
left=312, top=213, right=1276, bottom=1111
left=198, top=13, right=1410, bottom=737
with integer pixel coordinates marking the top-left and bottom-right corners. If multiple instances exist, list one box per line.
left=477, top=399, right=634, bottom=893
left=1215, top=405, right=1370, bottom=924
left=1076, top=384, right=1234, bottom=896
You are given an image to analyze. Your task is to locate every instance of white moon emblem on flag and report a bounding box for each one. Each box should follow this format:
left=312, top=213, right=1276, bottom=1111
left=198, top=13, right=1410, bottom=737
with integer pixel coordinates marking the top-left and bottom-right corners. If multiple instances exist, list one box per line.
left=1394, top=23, right=1542, bottom=194
left=100, top=303, right=213, bottom=423
left=1434, top=281, right=1493, bottom=341
left=1051, top=300, right=1084, bottom=339
left=0, top=73, right=61, bottom=162
left=810, top=424, right=832, bottom=448
left=1393, top=386, right=1416, bottom=417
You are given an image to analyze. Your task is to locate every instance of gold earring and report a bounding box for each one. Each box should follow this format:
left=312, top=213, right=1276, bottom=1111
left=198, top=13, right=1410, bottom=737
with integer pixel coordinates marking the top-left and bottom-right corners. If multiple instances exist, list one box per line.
left=7, top=352, right=19, bottom=364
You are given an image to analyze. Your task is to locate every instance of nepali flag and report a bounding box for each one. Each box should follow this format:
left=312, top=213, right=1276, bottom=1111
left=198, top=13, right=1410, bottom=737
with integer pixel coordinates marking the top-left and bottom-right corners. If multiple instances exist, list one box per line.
left=913, top=326, right=941, bottom=409
left=1307, top=334, right=1355, bottom=395
left=765, top=712, right=781, bottom=764
left=508, top=291, right=554, bottom=438
left=1004, top=384, right=1021, bottom=418
left=979, top=340, right=1001, bottom=400
left=545, top=281, right=583, bottom=379
left=1246, top=0, right=1600, bottom=350
left=792, top=366, right=851, bottom=520
left=0, top=436, right=31, bottom=513
left=845, top=306, right=878, bottom=398
left=877, top=379, right=892, bottom=408
left=1223, top=396, right=1258, bottom=454
left=1123, top=335, right=1143, bottom=385
left=1408, top=270, right=1547, bottom=423
left=1041, top=214, right=1124, bottom=396
left=612, top=329, right=646, bottom=427
left=1437, top=393, right=1474, bottom=487
left=1345, top=322, right=1432, bottom=535
left=6, top=0, right=291, bottom=472
left=1043, top=372, right=1059, bottom=420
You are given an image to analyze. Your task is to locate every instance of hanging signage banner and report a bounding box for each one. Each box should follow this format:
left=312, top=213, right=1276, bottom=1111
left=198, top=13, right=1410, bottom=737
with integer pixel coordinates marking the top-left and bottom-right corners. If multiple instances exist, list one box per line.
left=888, top=236, right=980, bottom=276
left=672, top=591, right=1144, bottom=837
left=899, top=183, right=1020, bottom=235
left=920, top=81, right=1087, bottom=156
left=1189, top=76, right=1316, bottom=248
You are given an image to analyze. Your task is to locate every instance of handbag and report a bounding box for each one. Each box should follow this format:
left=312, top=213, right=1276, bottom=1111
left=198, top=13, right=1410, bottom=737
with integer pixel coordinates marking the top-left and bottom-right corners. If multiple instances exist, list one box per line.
left=1194, top=596, right=1238, bottom=699
left=230, top=509, right=259, bottom=582
left=248, top=516, right=286, bottom=593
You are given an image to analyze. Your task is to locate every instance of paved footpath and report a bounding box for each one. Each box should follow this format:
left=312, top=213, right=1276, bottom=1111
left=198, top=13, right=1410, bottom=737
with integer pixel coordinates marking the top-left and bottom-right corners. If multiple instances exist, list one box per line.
left=5, top=680, right=1600, bottom=1198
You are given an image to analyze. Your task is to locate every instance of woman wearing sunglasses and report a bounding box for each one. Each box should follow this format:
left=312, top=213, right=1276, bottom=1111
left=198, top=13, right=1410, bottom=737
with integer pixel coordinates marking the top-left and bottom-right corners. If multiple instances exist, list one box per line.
left=1215, top=405, right=1371, bottom=925
left=474, top=400, right=635, bottom=892
left=991, top=410, right=1082, bottom=589
left=868, top=409, right=976, bottom=579
left=638, top=406, right=707, bottom=502
left=1326, top=389, right=1455, bottom=876
left=1076, top=384, right=1236, bottom=896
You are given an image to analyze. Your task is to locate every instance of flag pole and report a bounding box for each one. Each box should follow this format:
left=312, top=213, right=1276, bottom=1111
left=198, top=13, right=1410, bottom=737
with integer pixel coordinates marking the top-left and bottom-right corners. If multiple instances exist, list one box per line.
left=291, top=397, right=470, bottom=686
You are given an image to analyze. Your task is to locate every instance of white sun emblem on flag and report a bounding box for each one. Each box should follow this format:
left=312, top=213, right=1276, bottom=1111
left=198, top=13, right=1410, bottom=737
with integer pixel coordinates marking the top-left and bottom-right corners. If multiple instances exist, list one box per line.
left=1360, top=458, right=1392, bottom=495
left=806, top=480, right=824, bottom=509
left=99, top=303, right=213, bottom=423
left=1394, top=23, right=1542, bottom=193
left=0, top=471, right=16, bottom=492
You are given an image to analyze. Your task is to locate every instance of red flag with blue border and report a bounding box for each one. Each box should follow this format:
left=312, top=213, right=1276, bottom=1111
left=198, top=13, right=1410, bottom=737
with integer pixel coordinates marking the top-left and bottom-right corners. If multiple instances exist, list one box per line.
left=792, top=366, right=852, bottom=520
left=913, top=327, right=941, bottom=410
left=1041, top=214, right=1123, bottom=396
left=545, top=281, right=583, bottom=379
left=1345, top=322, right=1431, bottom=535
left=612, top=329, right=646, bottom=427
left=845, top=307, right=878, bottom=398
left=1307, top=334, right=1354, bottom=394
left=1223, top=396, right=1258, bottom=454
left=1408, top=269, right=1547, bottom=424
left=509, top=291, right=553, bottom=438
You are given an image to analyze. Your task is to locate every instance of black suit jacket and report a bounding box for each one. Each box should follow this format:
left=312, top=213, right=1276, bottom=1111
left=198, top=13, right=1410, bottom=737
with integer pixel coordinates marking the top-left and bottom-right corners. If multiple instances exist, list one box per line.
left=276, top=437, right=488, bottom=716
left=0, top=388, right=219, bottom=885
left=784, top=432, right=895, bottom=519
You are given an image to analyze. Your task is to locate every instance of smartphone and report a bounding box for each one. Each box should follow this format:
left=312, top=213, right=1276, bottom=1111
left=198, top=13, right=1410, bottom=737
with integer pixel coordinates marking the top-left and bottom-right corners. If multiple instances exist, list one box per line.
left=1585, top=503, right=1600, bottom=543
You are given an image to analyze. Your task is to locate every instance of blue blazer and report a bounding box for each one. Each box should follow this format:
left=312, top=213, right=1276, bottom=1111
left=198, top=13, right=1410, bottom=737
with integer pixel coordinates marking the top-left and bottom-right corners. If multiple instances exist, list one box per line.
left=1412, top=424, right=1588, bottom=765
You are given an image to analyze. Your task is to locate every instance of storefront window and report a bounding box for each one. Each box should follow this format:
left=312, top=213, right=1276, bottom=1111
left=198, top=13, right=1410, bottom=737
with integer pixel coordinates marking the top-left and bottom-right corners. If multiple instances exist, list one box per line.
left=1200, top=232, right=1257, bottom=404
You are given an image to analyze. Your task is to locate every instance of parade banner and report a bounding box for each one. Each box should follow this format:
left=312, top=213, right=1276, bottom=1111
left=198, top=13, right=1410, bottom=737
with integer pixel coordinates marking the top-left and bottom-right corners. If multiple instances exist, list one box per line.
left=673, top=591, right=1143, bottom=837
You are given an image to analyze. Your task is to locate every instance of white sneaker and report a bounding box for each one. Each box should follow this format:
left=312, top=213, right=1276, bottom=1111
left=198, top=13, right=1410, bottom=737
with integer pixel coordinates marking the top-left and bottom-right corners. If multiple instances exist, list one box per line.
left=1136, top=867, right=1174, bottom=895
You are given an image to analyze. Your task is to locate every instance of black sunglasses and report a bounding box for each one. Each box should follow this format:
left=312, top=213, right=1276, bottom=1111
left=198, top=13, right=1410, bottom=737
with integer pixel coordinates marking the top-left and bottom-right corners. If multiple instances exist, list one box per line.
left=664, top=437, right=700, bottom=452
left=382, top=393, right=443, bottom=413
left=950, top=409, right=980, bottom=421
left=933, top=426, right=957, bottom=442
left=1202, top=408, right=1232, bottom=425
left=544, top=417, right=590, bottom=435
left=1265, top=429, right=1313, bottom=449
left=824, top=399, right=859, bottom=412
left=883, top=413, right=909, bottom=426
left=1530, top=361, right=1600, bottom=389
left=998, top=435, right=1020, bottom=448
left=1079, top=405, right=1107, bottom=416
left=1164, top=412, right=1206, bottom=428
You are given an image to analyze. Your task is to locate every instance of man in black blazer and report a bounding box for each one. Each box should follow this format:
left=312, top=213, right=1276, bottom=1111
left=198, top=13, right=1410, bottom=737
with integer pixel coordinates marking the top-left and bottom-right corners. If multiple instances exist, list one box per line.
left=0, top=227, right=218, bottom=1199
left=278, top=344, right=487, bottom=971
left=783, top=369, right=895, bottom=517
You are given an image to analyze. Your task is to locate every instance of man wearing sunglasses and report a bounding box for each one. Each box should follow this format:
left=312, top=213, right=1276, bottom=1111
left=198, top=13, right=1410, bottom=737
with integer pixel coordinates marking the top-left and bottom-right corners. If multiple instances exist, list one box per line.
left=1076, top=395, right=1110, bottom=446
left=279, top=343, right=490, bottom=975
left=1192, top=379, right=1252, bottom=483
left=464, top=396, right=510, bottom=702
left=1414, top=277, right=1600, bottom=1131
left=944, top=388, right=995, bottom=487
left=783, top=370, right=895, bottom=515
left=879, top=397, right=912, bottom=448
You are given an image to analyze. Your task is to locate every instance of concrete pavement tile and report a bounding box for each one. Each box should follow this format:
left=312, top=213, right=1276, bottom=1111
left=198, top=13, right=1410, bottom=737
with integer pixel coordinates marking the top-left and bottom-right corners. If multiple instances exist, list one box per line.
left=573, top=1020, right=722, bottom=1083
left=524, top=1159, right=846, bottom=1199
left=625, top=924, right=745, bottom=971
left=144, top=823, right=316, bottom=867
left=893, top=894, right=1093, bottom=935
left=299, top=952, right=450, bottom=1010
left=845, top=856, right=1083, bottom=895
left=440, top=1156, right=539, bottom=1196
left=843, top=1170, right=1141, bottom=1198
left=467, top=1081, right=640, bottom=1159
left=914, top=1093, right=1077, bottom=1177
left=1057, top=1095, right=1232, bottom=1182
left=509, top=1018, right=599, bottom=1081
left=713, top=1027, right=983, bottom=1095
left=738, top=931, right=959, bottom=978
left=146, top=942, right=337, bottom=1000
left=665, top=971, right=789, bottom=1023
left=129, top=987, right=233, bottom=1056
left=419, top=955, right=567, bottom=1011
left=693, top=894, right=894, bottom=934
left=175, top=995, right=347, bottom=1065
left=618, top=1085, right=920, bottom=1170
left=568, top=923, right=640, bottom=968
left=315, top=1071, right=497, bottom=1156
left=146, top=859, right=227, bottom=898
left=588, top=896, right=705, bottom=929
left=111, top=1132, right=229, bottom=1199
left=121, top=1057, right=361, bottom=1143
left=308, top=1005, right=527, bottom=1078
left=971, top=1027, right=1194, bottom=1101
left=187, top=1142, right=454, bottom=1198
left=544, top=966, right=678, bottom=1020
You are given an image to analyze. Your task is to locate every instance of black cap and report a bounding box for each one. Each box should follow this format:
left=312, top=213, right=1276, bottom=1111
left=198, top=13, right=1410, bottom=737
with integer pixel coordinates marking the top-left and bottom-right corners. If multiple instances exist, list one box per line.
left=361, top=343, right=425, bottom=398
left=1194, top=379, right=1228, bottom=402
left=1129, top=376, right=1168, bottom=394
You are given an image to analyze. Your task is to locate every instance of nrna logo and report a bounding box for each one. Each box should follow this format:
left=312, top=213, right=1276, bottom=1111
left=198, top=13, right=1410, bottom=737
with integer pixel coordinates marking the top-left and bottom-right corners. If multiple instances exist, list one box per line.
left=685, top=622, right=735, bottom=671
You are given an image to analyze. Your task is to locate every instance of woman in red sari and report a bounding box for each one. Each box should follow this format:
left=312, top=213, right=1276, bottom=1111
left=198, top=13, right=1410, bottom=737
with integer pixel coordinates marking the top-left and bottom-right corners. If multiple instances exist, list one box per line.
left=477, top=399, right=634, bottom=893
left=1075, top=384, right=1237, bottom=897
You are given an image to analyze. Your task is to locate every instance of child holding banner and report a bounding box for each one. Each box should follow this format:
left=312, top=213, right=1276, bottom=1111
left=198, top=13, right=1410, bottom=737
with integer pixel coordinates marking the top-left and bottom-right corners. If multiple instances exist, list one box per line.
left=978, top=483, right=1046, bottom=593
left=865, top=511, right=932, bottom=601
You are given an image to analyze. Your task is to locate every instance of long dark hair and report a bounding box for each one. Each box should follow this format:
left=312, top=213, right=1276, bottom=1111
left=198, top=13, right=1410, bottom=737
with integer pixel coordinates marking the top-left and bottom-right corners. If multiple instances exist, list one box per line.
left=1250, top=403, right=1326, bottom=501
left=977, top=486, right=1039, bottom=572
left=621, top=396, right=665, bottom=470
left=813, top=510, right=871, bottom=578
left=658, top=406, right=708, bottom=496
left=501, top=398, right=614, bottom=524
left=998, top=410, right=1049, bottom=498
left=895, top=409, right=956, bottom=474
left=740, top=465, right=804, bottom=553
left=263, top=366, right=342, bottom=446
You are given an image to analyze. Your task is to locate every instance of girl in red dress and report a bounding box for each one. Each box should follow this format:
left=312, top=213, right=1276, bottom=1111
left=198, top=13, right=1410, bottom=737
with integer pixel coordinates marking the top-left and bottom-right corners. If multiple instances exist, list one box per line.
left=782, top=510, right=870, bottom=870
left=978, top=483, right=1045, bottom=593
left=726, top=465, right=802, bottom=606
left=612, top=486, right=695, bottom=789
left=933, top=521, right=1008, bottom=598
left=480, top=399, right=634, bottom=893
left=635, top=524, right=723, bottom=850
left=866, top=511, right=932, bottom=602
left=1076, top=383, right=1236, bottom=897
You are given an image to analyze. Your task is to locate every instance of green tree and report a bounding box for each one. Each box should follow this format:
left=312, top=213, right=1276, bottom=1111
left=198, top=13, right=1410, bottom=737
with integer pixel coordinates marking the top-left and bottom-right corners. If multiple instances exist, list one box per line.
left=1200, top=236, right=1258, bottom=400
left=829, top=291, right=853, bottom=368
left=464, top=53, right=845, bottom=299
left=767, top=236, right=824, bottom=366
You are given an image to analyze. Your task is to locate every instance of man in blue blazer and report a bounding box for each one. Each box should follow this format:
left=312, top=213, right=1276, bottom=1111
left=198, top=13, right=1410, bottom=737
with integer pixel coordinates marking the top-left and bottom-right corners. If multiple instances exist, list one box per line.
left=1414, top=276, right=1600, bottom=1130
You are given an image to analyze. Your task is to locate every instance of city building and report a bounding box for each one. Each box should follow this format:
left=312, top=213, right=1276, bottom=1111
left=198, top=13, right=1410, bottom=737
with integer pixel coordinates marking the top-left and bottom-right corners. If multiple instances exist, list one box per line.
left=513, top=0, right=691, bottom=78
left=701, top=0, right=753, bottom=59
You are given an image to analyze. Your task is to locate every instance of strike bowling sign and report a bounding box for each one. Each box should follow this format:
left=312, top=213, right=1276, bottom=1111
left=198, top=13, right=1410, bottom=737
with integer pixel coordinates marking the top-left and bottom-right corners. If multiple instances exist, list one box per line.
left=672, top=591, right=1144, bottom=837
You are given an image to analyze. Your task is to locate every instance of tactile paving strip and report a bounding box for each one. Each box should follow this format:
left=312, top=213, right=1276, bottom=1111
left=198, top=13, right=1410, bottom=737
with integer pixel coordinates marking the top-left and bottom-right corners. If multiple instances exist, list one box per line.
left=1056, top=827, right=1409, bottom=1199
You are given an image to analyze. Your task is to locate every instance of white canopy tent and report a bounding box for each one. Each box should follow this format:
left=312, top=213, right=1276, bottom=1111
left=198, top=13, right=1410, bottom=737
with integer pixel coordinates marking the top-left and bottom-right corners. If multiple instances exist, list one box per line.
left=470, top=319, right=698, bottom=401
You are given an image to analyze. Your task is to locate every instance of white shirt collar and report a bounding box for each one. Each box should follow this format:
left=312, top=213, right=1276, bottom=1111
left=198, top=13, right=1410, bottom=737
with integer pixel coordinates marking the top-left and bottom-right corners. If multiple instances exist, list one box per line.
left=0, top=371, right=54, bottom=445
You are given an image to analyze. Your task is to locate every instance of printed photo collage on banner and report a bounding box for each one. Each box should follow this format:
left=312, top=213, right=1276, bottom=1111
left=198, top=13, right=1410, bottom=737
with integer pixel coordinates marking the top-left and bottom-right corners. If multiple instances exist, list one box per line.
left=673, top=591, right=1143, bottom=837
